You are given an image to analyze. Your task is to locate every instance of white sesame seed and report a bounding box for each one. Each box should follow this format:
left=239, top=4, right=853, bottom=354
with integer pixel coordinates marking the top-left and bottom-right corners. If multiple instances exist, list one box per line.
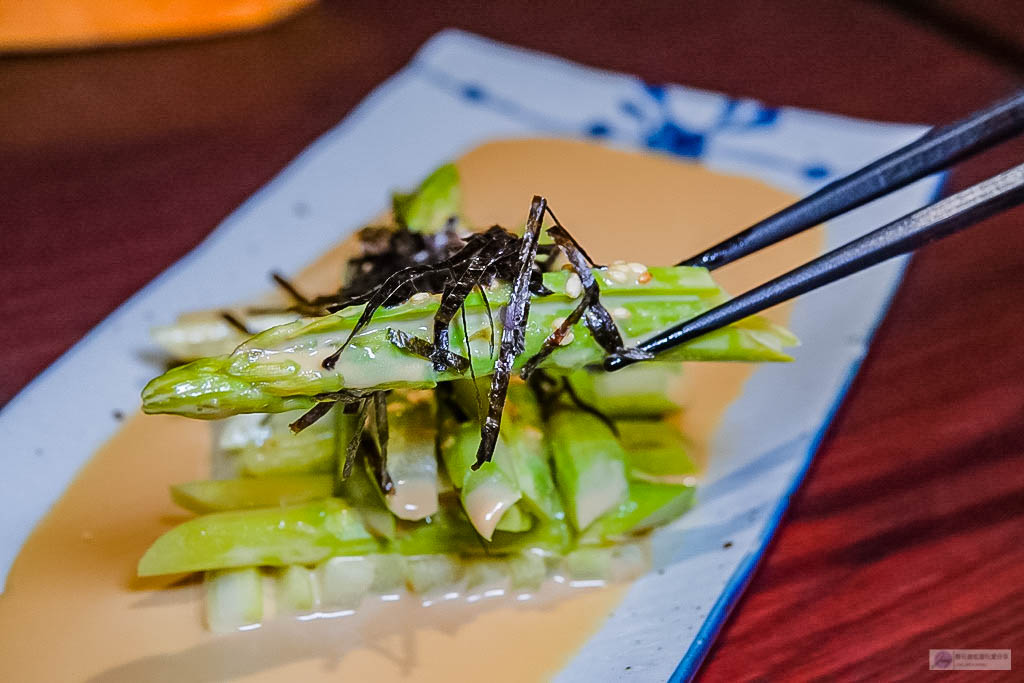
left=551, top=317, right=567, bottom=330
left=410, top=292, right=431, bottom=304
left=612, top=306, right=632, bottom=319
left=559, top=331, right=575, bottom=346
left=611, top=259, right=627, bottom=266
left=564, top=273, right=583, bottom=299
left=627, top=262, right=647, bottom=274
left=606, top=269, right=629, bottom=284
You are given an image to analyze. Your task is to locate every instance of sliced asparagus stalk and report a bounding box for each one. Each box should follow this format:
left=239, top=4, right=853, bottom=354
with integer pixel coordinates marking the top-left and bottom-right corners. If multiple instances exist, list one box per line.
left=461, top=465, right=522, bottom=541
left=502, top=383, right=565, bottom=522
left=142, top=267, right=796, bottom=419
left=439, top=418, right=523, bottom=540
left=405, top=555, right=463, bottom=594
left=380, top=395, right=440, bottom=521
left=393, top=500, right=571, bottom=557
left=578, top=481, right=696, bottom=545
left=564, top=543, right=650, bottom=582
left=154, top=311, right=299, bottom=362
left=494, top=502, right=533, bottom=533
left=220, top=409, right=340, bottom=477
left=171, top=475, right=334, bottom=513
left=463, top=557, right=509, bottom=590
left=391, top=163, right=462, bottom=233
left=205, top=567, right=263, bottom=632
left=369, top=553, right=407, bottom=592
left=138, top=499, right=378, bottom=576
left=547, top=408, right=629, bottom=532
left=507, top=551, right=547, bottom=590
left=616, top=419, right=698, bottom=482
left=566, top=364, right=683, bottom=417
left=336, top=458, right=397, bottom=540
left=276, top=564, right=319, bottom=613
left=318, top=556, right=376, bottom=609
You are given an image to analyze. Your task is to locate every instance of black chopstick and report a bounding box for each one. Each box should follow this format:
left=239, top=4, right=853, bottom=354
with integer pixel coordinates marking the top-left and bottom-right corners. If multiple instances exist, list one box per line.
left=678, top=90, right=1024, bottom=270
left=605, top=163, right=1024, bottom=371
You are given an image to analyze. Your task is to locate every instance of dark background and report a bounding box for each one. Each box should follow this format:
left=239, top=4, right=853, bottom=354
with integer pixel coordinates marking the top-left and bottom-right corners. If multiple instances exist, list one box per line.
left=2, top=1, right=1023, bottom=680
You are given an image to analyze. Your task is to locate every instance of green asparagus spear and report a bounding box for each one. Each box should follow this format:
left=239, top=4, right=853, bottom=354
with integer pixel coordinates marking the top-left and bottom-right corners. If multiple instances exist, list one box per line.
left=171, top=475, right=334, bottom=513
left=391, top=163, right=462, bottom=233
left=578, top=481, right=695, bottom=545
left=379, top=394, right=441, bottom=521
left=212, top=409, right=341, bottom=477
left=319, top=556, right=376, bottom=608
left=439, top=418, right=524, bottom=540
left=501, top=383, right=566, bottom=522
left=405, top=555, right=463, bottom=594
left=564, top=543, right=650, bottom=582
left=336, top=458, right=397, bottom=539
left=153, top=311, right=299, bottom=362
left=494, top=502, right=534, bottom=532
left=616, top=419, right=698, bottom=481
left=566, top=364, right=683, bottom=417
left=205, top=567, right=263, bottom=632
left=547, top=408, right=629, bottom=532
left=393, top=501, right=571, bottom=557
left=142, top=267, right=796, bottom=419
left=137, top=499, right=378, bottom=576
left=276, top=564, right=318, bottom=613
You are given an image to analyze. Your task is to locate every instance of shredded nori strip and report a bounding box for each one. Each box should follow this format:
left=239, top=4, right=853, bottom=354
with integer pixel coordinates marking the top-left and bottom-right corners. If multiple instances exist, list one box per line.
left=368, top=391, right=394, bottom=493
left=386, top=328, right=469, bottom=373
left=528, top=370, right=619, bottom=437
left=548, top=222, right=653, bottom=363
left=332, top=226, right=463, bottom=308
left=289, top=388, right=377, bottom=434
left=561, top=376, right=619, bottom=437
left=321, top=224, right=552, bottom=371
left=544, top=205, right=601, bottom=268
left=472, top=196, right=547, bottom=469
left=340, top=398, right=371, bottom=479
left=477, top=284, right=496, bottom=357
left=288, top=400, right=336, bottom=433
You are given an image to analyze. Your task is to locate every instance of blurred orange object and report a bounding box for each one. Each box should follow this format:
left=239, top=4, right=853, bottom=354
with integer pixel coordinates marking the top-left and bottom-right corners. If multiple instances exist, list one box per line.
left=0, top=0, right=315, bottom=52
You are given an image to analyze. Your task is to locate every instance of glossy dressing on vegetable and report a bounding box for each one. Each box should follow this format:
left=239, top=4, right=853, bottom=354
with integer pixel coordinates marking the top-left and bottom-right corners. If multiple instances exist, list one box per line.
left=0, top=139, right=819, bottom=681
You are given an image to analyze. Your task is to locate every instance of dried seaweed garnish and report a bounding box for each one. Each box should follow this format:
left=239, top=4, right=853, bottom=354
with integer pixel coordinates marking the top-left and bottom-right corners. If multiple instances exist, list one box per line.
left=472, top=196, right=547, bottom=469
left=386, top=328, right=469, bottom=373
left=528, top=370, right=618, bottom=437
left=340, top=397, right=371, bottom=479
left=321, top=224, right=553, bottom=371
left=459, top=302, right=483, bottom=418
left=561, top=376, right=619, bottom=437
left=431, top=228, right=508, bottom=370
left=477, top=284, right=495, bottom=357
left=288, top=388, right=377, bottom=434
left=288, top=400, right=336, bottom=433
left=549, top=222, right=653, bottom=363
left=332, top=227, right=463, bottom=308
left=368, top=391, right=394, bottom=493
left=544, top=205, right=601, bottom=268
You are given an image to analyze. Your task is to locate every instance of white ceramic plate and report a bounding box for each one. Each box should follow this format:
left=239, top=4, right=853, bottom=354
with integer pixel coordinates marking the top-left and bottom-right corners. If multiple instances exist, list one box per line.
left=0, top=30, right=943, bottom=681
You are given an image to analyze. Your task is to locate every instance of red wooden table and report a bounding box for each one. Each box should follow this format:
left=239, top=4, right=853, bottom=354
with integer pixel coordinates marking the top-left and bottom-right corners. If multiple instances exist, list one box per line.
left=2, top=2, right=1022, bottom=680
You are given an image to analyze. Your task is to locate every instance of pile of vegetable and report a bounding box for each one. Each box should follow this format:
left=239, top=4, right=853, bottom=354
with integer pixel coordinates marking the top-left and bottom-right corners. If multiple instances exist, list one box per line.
left=138, top=165, right=796, bottom=630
